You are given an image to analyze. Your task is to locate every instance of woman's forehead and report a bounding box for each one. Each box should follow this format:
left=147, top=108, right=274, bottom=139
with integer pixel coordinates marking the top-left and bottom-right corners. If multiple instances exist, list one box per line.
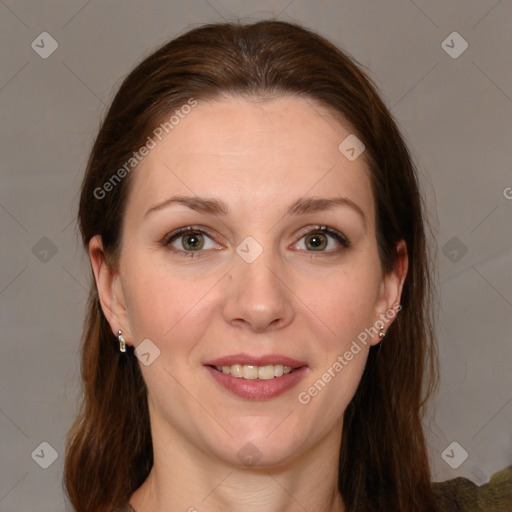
left=127, top=95, right=375, bottom=224
left=152, top=95, right=354, bottom=154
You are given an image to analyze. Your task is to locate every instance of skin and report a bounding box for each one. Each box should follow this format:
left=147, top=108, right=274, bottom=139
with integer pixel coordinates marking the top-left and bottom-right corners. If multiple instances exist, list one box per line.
left=90, top=95, right=407, bottom=512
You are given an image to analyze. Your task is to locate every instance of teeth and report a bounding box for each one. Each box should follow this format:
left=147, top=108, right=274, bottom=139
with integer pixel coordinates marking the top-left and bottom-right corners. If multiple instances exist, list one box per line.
left=230, top=364, right=242, bottom=378
left=258, top=365, right=274, bottom=380
left=242, top=365, right=258, bottom=379
left=215, top=364, right=295, bottom=379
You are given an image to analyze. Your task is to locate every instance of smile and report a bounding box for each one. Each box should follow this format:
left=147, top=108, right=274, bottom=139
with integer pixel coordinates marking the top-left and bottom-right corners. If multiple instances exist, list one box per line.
left=211, top=364, right=295, bottom=380
left=204, top=355, right=308, bottom=400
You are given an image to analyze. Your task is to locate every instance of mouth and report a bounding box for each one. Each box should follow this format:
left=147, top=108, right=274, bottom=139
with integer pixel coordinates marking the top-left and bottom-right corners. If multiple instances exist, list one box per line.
left=204, top=354, right=308, bottom=400
left=209, top=363, right=297, bottom=380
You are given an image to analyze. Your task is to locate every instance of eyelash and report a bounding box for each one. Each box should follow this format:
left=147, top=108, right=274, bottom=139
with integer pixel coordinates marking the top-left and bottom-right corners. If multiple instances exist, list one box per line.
left=161, top=225, right=350, bottom=259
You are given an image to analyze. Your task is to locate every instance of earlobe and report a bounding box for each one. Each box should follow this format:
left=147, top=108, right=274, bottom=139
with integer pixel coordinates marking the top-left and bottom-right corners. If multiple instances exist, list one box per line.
left=88, top=235, right=131, bottom=343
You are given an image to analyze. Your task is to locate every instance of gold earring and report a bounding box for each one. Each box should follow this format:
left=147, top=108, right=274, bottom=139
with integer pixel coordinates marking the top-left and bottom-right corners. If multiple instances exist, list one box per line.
left=118, top=330, right=126, bottom=353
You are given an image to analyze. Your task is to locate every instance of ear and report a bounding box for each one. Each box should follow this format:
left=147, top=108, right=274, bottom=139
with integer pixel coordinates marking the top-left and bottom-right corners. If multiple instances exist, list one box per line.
left=89, top=235, right=132, bottom=346
left=371, top=239, right=408, bottom=345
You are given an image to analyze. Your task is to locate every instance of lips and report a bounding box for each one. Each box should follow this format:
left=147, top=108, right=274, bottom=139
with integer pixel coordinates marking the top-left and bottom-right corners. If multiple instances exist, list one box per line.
left=204, top=353, right=308, bottom=400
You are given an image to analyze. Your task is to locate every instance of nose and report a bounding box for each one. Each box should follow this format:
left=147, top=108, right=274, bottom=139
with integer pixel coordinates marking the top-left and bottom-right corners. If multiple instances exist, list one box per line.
left=222, top=246, right=295, bottom=333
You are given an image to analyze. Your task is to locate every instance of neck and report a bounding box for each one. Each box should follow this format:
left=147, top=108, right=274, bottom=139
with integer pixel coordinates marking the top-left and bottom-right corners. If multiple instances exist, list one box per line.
left=130, top=407, right=345, bottom=512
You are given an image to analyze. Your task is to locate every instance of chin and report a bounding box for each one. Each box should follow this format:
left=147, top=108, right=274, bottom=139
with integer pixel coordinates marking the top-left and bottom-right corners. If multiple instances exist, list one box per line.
left=216, top=430, right=305, bottom=469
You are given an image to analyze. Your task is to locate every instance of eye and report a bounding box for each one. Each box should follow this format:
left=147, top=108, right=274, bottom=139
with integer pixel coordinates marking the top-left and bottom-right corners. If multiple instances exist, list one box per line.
left=292, top=226, right=350, bottom=253
left=162, top=225, right=350, bottom=258
left=163, top=226, right=221, bottom=257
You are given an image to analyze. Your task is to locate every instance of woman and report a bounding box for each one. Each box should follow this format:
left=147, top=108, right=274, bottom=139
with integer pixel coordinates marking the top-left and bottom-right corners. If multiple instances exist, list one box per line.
left=63, top=20, right=510, bottom=512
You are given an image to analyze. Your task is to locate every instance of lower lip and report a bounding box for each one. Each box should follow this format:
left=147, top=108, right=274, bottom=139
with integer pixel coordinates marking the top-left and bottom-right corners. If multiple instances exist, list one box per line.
left=205, top=366, right=308, bottom=400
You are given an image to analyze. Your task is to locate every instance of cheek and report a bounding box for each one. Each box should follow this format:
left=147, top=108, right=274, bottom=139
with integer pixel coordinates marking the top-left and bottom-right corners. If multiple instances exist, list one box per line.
left=295, top=261, right=381, bottom=412
left=302, top=264, right=382, bottom=343
left=121, top=257, right=213, bottom=343
left=296, top=273, right=377, bottom=422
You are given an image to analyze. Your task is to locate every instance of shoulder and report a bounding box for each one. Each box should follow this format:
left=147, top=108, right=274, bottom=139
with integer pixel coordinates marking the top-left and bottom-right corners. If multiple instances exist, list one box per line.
left=432, top=465, right=512, bottom=511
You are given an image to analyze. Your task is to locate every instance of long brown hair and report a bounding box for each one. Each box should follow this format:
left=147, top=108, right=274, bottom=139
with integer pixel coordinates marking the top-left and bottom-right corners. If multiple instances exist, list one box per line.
left=65, top=20, right=439, bottom=512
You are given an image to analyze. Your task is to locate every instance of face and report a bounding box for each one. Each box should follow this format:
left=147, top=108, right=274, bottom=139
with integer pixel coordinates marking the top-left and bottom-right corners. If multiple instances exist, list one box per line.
left=91, top=95, right=406, bottom=468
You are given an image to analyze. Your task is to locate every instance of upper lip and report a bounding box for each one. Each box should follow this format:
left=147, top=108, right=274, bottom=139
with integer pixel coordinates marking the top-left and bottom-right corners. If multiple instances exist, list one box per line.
left=204, top=353, right=308, bottom=369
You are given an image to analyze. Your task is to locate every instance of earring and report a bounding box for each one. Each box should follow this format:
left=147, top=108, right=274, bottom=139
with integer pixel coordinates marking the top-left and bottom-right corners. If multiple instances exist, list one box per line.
left=118, top=330, right=126, bottom=353
left=375, top=326, right=386, bottom=351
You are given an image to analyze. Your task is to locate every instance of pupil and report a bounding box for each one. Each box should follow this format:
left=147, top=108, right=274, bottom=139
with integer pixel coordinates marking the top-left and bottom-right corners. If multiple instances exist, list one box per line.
left=184, top=233, right=203, bottom=250
left=308, top=234, right=325, bottom=249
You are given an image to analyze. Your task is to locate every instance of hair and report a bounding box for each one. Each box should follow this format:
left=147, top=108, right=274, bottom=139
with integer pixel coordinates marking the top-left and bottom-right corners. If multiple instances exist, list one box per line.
left=64, top=19, right=439, bottom=512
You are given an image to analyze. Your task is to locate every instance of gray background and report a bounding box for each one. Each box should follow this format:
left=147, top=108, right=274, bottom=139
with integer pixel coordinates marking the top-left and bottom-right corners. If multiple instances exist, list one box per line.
left=1, top=1, right=511, bottom=510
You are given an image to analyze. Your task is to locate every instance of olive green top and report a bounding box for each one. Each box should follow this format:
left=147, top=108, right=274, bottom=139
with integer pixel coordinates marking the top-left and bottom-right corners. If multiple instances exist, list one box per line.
left=431, top=465, right=512, bottom=511
left=113, top=465, right=512, bottom=512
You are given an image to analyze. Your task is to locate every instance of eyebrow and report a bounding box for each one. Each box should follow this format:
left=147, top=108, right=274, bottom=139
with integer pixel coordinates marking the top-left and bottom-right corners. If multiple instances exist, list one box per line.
left=144, top=195, right=366, bottom=225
